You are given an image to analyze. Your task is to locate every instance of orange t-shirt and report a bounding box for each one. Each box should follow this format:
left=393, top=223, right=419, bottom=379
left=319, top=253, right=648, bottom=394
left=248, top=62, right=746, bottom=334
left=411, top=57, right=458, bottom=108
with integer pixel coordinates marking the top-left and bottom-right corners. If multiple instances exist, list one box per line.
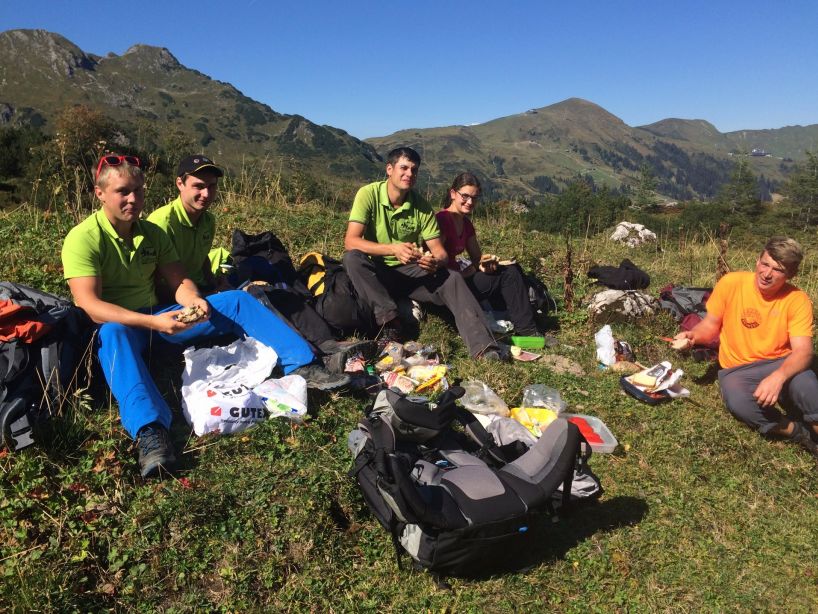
left=707, top=271, right=814, bottom=369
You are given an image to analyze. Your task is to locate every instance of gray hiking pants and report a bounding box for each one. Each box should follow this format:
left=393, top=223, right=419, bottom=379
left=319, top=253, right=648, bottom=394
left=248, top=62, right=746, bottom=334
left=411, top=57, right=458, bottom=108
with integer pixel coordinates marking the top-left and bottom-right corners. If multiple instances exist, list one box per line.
left=718, top=357, right=818, bottom=434
left=342, top=249, right=498, bottom=357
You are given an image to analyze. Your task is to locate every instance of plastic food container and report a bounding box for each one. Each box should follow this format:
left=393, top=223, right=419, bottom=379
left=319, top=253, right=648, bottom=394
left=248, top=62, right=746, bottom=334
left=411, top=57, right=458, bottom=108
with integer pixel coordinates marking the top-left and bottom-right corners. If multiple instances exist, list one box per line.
left=619, top=376, right=672, bottom=405
left=510, top=335, right=546, bottom=349
left=561, top=413, right=618, bottom=453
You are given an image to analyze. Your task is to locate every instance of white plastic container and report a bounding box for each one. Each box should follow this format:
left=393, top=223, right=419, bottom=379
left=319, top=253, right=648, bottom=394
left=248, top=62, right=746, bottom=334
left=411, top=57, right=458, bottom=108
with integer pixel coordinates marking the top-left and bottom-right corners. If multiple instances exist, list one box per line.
left=561, top=413, right=618, bottom=453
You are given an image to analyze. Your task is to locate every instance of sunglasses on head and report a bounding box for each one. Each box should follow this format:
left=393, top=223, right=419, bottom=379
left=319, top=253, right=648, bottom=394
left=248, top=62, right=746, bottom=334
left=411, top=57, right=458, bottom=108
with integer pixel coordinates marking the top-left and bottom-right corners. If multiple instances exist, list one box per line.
left=95, top=155, right=142, bottom=181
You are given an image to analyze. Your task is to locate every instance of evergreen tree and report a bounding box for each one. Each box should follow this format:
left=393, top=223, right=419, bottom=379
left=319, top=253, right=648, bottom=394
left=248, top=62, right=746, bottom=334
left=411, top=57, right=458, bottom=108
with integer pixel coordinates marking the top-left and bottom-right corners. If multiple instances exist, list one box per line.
left=783, top=151, right=818, bottom=228
left=633, top=163, right=657, bottom=210
left=526, top=178, right=628, bottom=235
left=718, top=158, right=761, bottom=218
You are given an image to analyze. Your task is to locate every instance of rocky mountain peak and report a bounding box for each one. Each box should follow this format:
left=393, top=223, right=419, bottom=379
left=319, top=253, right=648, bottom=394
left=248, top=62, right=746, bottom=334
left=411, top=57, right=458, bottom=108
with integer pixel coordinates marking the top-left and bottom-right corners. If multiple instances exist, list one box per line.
left=0, top=29, right=96, bottom=78
left=120, top=44, right=181, bottom=72
left=543, top=97, right=627, bottom=126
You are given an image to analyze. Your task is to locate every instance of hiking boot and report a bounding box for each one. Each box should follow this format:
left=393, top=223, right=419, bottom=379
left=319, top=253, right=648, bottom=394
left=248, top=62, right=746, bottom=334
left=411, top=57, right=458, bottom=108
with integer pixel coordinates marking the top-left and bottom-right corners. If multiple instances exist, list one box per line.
left=323, top=340, right=378, bottom=374
left=788, top=421, right=818, bottom=458
left=291, top=364, right=351, bottom=391
left=479, top=343, right=512, bottom=362
left=136, top=423, right=176, bottom=479
left=479, top=350, right=503, bottom=362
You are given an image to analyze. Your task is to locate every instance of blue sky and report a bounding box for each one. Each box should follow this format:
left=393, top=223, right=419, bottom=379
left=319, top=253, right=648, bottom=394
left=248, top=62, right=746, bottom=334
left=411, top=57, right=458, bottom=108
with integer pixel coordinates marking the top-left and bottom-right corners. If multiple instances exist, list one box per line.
left=2, top=0, right=817, bottom=139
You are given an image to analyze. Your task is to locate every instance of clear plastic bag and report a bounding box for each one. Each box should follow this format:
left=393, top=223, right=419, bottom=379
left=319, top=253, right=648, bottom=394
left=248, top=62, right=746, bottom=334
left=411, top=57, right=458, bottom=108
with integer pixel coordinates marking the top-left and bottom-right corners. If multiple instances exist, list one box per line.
left=460, top=380, right=510, bottom=417
left=521, top=384, right=567, bottom=413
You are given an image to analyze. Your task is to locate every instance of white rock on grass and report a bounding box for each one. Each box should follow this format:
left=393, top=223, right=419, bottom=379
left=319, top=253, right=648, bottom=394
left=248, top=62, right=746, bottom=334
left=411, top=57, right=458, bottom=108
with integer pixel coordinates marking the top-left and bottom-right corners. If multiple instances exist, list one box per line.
left=610, top=222, right=657, bottom=247
left=587, top=289, right=660, bottom=322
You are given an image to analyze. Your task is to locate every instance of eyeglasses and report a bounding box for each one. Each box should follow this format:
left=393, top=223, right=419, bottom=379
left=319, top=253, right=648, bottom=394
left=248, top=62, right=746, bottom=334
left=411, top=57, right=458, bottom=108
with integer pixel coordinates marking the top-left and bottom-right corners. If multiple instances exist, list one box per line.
left=95, top=155, right=142, bottom=181
left=456, top=191, right=479, bottom=203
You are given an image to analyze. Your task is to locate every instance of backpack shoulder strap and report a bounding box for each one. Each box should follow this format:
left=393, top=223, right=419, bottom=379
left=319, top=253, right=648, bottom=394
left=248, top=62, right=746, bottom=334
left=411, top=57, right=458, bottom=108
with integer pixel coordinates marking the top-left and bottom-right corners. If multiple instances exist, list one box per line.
left=1, top=340, right=29, bottom=385
left=454, top=406, right=513, bottom=465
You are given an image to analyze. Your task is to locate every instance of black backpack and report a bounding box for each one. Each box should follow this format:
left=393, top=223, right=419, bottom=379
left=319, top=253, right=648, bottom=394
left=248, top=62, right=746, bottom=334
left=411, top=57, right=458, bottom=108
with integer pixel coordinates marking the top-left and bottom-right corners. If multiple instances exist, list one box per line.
left=348, top=386, right=601, bottom=577
left=522, top=269, right=558, bottom=316
left=229, top=229, right=305, bottom=291
left=0, top=282, right=92, bottom=450
left=297, top=252, right=375, bottom=337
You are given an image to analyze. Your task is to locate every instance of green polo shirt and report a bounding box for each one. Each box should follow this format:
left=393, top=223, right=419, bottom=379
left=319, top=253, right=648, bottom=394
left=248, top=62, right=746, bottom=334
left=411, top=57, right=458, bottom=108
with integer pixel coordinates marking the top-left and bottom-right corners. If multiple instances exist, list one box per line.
left=348, top=181, right=440, bottom=267
left=146, top=197, right=215, bottom=286
left=61, top=209, right=179, bottom=311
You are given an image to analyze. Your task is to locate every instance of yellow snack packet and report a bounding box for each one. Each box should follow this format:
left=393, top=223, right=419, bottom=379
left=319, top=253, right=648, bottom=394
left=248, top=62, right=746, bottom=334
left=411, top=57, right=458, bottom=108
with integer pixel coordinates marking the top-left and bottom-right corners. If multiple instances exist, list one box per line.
left=510, top=406, right=558, bottom=437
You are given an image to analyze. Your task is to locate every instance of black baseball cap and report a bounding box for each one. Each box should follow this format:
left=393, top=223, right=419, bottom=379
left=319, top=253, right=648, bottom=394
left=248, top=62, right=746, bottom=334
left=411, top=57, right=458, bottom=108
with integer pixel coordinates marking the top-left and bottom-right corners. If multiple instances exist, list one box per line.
left=177, top=155, right=223, bottom=178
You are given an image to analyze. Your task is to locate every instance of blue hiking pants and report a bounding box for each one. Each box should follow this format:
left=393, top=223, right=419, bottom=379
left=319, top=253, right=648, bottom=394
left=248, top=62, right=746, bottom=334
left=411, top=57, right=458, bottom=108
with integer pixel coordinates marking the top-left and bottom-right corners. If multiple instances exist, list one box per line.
left=96, top=290, right=315, bottom=438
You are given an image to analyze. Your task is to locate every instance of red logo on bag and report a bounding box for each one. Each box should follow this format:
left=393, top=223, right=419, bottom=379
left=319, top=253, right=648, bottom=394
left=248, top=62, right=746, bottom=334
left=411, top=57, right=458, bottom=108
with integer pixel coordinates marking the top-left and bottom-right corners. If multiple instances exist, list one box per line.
left=210, top=406, right=221, bottom=416
left=206, top=390, right=216, bottom=397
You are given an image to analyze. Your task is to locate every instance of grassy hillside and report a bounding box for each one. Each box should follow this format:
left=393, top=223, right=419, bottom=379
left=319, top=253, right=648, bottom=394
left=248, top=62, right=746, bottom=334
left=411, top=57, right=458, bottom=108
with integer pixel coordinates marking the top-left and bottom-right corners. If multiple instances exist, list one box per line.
left=1, top=175, right=817, bottom=611
left=366, top=98, right=798, bottom=204
left=727, top=125, right=818, bottom=159
left=0, top=29, right=383, bottom=183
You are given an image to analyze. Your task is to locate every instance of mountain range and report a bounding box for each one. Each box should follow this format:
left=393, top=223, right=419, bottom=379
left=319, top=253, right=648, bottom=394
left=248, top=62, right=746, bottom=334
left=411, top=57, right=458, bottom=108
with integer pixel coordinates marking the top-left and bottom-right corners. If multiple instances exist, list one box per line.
left=0, top=29, right=382, bottom=182
left=2, top=29, right=817, bottom=202
left=370, top=100, right=818, bottom=202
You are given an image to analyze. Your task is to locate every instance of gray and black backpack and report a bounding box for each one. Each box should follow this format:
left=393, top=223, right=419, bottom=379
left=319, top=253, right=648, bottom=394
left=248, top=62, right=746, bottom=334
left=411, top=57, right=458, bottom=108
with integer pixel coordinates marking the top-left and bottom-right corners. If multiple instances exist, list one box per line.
left=348, top=386, right=602, bottom=577
left=0, top=282, right=92, bottom=450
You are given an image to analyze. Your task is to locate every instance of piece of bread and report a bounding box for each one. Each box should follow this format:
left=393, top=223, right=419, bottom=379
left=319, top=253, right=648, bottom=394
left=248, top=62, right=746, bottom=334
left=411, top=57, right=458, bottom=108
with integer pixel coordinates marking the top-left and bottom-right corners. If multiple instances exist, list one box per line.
left=629, top=371, right=658, bottom=388
left=175, top=304, right=205, bottom=323
left=671, top=337, right=691, bottom=350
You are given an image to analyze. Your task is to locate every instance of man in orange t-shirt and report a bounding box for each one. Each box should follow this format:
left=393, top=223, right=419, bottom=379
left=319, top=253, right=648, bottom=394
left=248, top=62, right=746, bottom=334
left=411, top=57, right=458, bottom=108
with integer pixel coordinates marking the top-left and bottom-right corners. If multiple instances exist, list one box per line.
left=675, top=237, right=818, bottom=458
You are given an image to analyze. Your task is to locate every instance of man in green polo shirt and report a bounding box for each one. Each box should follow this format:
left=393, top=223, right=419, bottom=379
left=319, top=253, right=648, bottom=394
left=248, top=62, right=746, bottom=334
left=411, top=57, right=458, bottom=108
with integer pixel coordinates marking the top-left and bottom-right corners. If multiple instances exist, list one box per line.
left=147, top=154, right=222, bottom=293
left=149, top=155, right=374, bottom=372
left=343, top=147, right=501, bottom=359
left=62, top=154, right=345, bottom=478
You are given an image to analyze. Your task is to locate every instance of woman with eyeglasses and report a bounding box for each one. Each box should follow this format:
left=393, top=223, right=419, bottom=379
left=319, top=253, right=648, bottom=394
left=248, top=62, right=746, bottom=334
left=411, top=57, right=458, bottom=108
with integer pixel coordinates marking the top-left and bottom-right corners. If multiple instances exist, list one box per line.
left=435, top=172, right=541, bottom=336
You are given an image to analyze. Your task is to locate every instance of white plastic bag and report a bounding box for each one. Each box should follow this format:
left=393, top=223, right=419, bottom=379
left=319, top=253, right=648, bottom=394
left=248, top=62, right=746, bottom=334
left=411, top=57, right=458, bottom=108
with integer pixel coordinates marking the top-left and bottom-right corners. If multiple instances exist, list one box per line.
left=181, top=337, right=279, bottom=436
left=594, top=324, right=616, bottom=366
left=485, top=416, right=537, bottom=447
left=182, top=336, right=278, bottom=389
left=482, top=308, right=514, bottom=334
left=460, top=380, right=510, bottom=417
left=254, top=375, right=308, bottom=422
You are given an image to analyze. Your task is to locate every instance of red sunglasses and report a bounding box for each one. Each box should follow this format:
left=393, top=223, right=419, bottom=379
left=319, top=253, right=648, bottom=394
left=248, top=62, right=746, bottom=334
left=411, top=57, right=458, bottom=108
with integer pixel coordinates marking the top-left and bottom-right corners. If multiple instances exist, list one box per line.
left=95, top=155, right=142, bottom=181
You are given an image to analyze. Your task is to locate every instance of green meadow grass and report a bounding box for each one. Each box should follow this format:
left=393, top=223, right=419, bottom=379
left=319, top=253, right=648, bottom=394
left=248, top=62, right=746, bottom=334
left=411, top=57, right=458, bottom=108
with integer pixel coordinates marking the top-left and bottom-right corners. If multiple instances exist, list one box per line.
left=1, top=189, right=817, bottom=612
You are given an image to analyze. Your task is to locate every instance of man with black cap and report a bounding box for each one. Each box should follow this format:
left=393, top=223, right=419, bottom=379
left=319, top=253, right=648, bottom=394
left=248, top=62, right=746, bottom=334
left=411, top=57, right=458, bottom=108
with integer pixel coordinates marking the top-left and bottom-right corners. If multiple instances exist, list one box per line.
left=148, top=155, right=225, bottom=293
left=150, top=155, right=374, bottom=373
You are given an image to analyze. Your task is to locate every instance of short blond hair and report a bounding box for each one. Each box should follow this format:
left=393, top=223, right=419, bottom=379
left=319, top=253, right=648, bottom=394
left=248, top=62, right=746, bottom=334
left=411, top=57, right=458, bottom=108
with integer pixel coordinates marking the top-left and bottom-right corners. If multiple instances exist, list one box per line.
left=95, top=160, right=144, bottom=189
left=763, top=236, right=803, bottom=278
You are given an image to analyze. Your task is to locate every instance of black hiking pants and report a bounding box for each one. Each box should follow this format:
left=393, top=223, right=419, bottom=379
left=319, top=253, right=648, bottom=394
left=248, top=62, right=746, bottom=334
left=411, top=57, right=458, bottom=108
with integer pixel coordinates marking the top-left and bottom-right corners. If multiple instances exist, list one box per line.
left=343, top=250, right=498, bottom=357
left=466, top=265, right=538, bottom=336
